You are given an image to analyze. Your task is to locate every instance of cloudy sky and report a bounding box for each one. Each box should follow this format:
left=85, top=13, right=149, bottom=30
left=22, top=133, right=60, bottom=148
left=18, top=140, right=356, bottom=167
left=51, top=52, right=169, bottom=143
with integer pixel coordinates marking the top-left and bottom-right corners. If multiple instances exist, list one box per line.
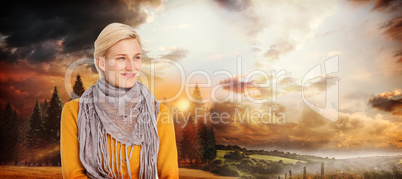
left=0, top=0, right=401, bottom=158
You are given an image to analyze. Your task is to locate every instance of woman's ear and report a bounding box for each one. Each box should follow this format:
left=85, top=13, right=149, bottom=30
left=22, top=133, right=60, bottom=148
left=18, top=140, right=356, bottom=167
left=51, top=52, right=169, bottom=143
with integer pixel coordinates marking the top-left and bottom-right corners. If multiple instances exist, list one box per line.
left=97, top=57, right=106, bottom=71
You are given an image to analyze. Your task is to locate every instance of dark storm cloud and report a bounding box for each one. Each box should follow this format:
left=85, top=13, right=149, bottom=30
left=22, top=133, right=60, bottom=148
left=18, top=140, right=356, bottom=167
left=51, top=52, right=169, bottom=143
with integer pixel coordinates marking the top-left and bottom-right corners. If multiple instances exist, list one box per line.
left=368, top=89, right=402, bottom=116
left=0, top=0, right=162, bottom=63
left=0, top=45, right=32, bottom=63
left=27, top=42, right=60, bottom=62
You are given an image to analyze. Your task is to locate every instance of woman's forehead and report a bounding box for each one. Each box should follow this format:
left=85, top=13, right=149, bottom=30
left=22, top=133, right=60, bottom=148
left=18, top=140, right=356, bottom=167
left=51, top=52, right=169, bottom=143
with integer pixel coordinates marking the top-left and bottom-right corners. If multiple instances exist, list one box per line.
left=107, top=38, right=142, bottom=56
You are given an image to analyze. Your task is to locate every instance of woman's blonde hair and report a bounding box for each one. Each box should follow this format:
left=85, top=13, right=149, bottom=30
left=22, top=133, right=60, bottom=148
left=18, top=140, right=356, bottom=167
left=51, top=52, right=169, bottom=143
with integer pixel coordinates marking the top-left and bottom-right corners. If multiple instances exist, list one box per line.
left=94, top=22, right=142, bottom=78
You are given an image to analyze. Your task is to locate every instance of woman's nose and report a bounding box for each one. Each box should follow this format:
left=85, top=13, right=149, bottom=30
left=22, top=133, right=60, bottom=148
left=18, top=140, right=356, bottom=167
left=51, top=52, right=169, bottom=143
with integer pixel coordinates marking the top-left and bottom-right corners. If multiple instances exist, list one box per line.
left=126, top=58, right=136, bottom=69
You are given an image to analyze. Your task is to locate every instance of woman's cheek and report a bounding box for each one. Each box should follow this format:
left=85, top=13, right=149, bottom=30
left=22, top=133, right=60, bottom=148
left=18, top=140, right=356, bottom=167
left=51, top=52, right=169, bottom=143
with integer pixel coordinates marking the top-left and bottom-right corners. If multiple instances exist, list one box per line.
left=108, top=59, right=117, bottom=67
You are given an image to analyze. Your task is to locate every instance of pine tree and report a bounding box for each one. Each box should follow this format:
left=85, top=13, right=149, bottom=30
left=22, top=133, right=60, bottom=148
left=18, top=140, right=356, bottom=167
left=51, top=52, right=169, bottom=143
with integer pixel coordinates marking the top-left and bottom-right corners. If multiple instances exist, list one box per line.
left=70, top=74, right=86, bottom=101
left=191, top=84, right=217, bottom=164
left=190, top=82, right=204, bottom=115
left=44, top=86, right=63, bottom=166
left=45, top=86, right=63, bottom=143
left=180, top=116, right=199, bottom=165
left=0, top=102, right=20, bottom=164
left=40, top=99, right=49, bottom=142
left=197, top=119, right=217, bottom=163
left=28, top=99, right=50, bottom=165
left=40, top=99, right=49, bottom=120
left=18, top=116, right=31, bottom=166
left=28, top=100, right=44, bottom=151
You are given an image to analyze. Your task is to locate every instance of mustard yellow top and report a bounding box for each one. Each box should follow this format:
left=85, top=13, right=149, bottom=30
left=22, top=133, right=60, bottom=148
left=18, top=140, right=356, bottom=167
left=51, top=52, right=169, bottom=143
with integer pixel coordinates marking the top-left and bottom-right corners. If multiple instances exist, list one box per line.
left=60, top=98, right=179, bottom=179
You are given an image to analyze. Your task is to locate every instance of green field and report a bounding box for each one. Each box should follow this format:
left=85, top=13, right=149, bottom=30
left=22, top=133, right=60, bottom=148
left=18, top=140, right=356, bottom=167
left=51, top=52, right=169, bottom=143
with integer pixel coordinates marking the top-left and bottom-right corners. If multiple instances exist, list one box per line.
left=248, top=155, right=306, bottom=164
left=216, top=150, right=306, bottom=164
left=217, top=149, right=230, bottom=158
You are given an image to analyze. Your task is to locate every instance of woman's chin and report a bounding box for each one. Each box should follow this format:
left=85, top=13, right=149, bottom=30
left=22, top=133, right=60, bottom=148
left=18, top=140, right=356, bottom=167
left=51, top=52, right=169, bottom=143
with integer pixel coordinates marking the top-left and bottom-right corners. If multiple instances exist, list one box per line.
left=118, top=80, right=137, bottom=88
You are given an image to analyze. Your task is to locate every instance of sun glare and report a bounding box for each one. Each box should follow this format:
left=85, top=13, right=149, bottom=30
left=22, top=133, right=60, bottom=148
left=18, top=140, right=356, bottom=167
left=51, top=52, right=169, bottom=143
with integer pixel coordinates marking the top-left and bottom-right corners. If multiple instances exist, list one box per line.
left=177, top=99, right=190, bottom=111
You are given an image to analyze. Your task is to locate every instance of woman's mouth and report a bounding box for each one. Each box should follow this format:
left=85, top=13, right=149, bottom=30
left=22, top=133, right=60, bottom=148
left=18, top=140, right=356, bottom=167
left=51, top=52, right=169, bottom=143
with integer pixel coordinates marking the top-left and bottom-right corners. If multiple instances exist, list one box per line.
left=121, top=73, right=136, bottom=78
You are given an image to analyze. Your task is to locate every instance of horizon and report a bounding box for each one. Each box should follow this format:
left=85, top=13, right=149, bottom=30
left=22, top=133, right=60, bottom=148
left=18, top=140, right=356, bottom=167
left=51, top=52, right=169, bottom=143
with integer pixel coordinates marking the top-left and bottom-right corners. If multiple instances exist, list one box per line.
left=0, top=0, right=401, bottom=163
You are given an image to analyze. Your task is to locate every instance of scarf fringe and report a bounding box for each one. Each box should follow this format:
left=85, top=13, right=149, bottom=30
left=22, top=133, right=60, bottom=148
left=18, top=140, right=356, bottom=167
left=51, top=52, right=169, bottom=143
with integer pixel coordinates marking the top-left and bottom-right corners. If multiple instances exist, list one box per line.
left=78, top=79, right=160, bottom=179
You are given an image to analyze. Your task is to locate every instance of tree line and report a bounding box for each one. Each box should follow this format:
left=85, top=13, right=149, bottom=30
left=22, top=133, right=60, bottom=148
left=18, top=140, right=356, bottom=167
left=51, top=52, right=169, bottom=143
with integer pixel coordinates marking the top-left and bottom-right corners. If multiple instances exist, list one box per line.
left=0, top=74, right=85, bottom=166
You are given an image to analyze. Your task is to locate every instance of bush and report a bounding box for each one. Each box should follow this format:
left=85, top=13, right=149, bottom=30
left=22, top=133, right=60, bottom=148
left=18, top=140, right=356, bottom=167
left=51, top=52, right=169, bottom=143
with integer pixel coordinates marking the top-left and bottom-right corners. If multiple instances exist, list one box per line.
left=241, top=158, right=256, bottom=166
left=224, top=151, right=247, bottom=160
left=203, top=159, right=222, bottom=171
left=238, top=158, right=256, bottom=172
left=213, top=165, right=240, bottom=176
left=214, top=159, right=223, bottom=165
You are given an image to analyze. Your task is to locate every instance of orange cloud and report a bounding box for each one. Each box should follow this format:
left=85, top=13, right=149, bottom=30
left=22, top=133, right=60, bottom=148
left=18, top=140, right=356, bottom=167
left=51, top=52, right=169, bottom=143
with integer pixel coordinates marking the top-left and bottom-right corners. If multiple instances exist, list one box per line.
left=219, top=75, right=260, bottom=94
left=368, top=89, right=402, bottom=116
left=210, top=101, right=401, bottom=152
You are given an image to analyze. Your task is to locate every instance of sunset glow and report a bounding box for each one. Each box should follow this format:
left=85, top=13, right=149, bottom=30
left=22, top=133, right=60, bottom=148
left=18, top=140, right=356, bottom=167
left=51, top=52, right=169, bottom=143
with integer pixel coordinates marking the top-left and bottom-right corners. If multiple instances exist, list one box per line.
left=0, top=0, right=401, bottom=160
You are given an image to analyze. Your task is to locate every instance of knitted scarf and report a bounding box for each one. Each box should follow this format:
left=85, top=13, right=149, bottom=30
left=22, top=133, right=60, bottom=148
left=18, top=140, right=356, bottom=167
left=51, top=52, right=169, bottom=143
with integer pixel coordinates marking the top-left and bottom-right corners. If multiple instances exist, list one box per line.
left=78, top=77, right=160, bottom=179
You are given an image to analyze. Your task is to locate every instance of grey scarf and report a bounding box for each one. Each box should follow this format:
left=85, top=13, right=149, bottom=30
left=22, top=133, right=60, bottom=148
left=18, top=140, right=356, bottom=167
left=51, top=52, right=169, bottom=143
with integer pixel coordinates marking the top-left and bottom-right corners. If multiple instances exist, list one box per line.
left=78, top=78, right=160, bottom=179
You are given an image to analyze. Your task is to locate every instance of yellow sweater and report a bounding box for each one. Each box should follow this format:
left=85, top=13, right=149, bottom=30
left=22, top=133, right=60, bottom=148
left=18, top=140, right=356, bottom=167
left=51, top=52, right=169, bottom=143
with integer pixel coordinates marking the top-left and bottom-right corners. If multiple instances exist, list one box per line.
left=60, top=98, right=179, bottom=179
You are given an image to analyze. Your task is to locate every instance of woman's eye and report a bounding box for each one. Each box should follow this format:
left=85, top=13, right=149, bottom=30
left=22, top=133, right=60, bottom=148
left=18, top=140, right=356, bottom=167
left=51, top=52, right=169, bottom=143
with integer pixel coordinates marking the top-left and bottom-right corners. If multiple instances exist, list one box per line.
left=134, top=56, right=141, bottom=60
left=117, top=57, right=126, bottom=60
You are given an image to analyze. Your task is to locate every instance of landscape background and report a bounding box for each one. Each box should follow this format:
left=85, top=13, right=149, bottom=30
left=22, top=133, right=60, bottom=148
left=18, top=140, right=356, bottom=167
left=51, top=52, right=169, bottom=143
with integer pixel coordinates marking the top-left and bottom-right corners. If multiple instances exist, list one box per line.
left=0, top=0, right=401, bottom=178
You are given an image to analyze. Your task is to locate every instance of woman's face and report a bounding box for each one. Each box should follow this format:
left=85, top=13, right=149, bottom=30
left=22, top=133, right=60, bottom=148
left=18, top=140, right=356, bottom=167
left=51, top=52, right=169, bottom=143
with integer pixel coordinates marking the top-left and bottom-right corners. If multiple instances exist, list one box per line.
left=98, top=38, right=142, bottom=88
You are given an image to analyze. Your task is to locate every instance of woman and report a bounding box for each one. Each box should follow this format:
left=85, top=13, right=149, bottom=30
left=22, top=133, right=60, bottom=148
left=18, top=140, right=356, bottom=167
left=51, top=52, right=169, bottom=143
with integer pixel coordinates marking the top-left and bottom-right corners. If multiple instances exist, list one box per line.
left=61, top=23, right=178, bottom=179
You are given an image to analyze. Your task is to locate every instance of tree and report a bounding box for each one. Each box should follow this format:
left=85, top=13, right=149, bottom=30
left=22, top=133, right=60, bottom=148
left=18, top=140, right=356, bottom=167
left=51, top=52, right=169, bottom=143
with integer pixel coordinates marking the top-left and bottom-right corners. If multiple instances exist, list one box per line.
left=27, top=100, right=45, bottom=165
left=70, top=74, right=85, bottom=101
left=44, top=86, right=63, bottom=166
left=45, top=86, right=63, bottom=143
left=205, top=123, right=217, bottom=161
left=180, top=116, right=200, bottom=165
left=40, top=99, right=49, bottom=120
left=189, top=82, right=204, bottom=119
left=18, top=116, right=31, bottom=166
left=0, top=102, right=20, bottom=164
left=28, top=100, right=44, bottom=148
left=191, top=83, right=217, bottom=164
left=197, top=116, right=217, bottom=163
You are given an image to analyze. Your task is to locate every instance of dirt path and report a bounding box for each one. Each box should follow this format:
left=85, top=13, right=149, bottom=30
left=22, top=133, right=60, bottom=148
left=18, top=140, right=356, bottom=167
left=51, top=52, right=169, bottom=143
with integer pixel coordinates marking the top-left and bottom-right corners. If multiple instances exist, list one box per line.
left=0, top=166, right=239, bottom=179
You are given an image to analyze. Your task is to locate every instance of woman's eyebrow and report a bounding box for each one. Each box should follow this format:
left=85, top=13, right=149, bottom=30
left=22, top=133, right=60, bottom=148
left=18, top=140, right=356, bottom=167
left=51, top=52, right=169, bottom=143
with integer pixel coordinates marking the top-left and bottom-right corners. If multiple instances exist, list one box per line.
left=114, top=52, right=142, bottom=56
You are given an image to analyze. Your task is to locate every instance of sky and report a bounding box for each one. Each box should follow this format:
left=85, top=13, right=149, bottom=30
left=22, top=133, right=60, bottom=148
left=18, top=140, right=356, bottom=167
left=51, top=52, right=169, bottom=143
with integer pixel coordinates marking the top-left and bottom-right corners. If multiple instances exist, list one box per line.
left=0, top=0, right=401, bottom=158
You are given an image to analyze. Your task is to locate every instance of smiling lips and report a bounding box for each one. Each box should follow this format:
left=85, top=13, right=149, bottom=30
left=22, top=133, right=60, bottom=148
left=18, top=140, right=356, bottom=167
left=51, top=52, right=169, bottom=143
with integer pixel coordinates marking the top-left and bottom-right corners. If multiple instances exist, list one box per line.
left=121, top=72, right=136, bottom=78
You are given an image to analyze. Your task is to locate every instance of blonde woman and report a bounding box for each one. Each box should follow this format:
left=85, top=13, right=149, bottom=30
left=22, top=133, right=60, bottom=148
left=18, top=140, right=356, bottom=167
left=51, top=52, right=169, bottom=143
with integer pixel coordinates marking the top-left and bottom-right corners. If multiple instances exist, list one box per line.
left=61, top=23, right=178, bottom=179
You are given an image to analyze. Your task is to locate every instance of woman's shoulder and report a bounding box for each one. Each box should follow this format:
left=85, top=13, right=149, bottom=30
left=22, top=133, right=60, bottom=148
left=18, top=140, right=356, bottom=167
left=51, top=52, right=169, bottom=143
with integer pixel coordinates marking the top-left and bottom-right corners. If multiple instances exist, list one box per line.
left=61, top=98, right=80, bottom=120
left=61, top=98, right=81, bottom=127
left=63, top=98, right=80, bottom=111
